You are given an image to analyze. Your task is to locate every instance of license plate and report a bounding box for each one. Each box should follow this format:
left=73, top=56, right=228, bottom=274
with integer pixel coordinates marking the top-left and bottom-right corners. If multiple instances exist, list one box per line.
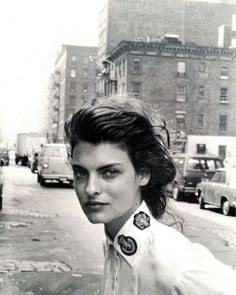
left=59, top=177, right=67, bottom=182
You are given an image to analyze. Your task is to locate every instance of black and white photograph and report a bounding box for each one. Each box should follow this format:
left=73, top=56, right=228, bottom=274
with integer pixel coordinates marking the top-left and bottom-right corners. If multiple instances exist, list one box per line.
left=0, top=0, right=236, bottom=294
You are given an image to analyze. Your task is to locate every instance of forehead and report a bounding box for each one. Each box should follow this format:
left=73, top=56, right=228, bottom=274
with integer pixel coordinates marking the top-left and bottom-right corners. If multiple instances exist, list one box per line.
left=72, top=141, right=131, bottom=167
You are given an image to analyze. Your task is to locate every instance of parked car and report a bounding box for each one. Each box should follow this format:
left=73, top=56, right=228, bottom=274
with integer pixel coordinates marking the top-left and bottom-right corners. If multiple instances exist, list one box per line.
left=224, top=156, right=236, bottom=168
left=37, top=143, right=73, bottom=186
left=0, top=148, right=9, bottom=165
left=0, top=158, right=4, bottom=210
left=168, top=153, right=224, bottom=201
left=29, top=149, right=40, bottom=173
left=196, top=168, right=236, bottom=216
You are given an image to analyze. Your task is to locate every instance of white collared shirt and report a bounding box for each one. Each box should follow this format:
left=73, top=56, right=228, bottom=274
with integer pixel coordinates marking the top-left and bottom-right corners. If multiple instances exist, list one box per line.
left=102, top=201, right=236, bottom=295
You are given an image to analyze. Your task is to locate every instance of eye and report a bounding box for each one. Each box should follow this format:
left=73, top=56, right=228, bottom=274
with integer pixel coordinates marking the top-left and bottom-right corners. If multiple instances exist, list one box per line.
left=102, top=168, right=120, bottom=179
left=73, top=167, right=88, bottom=180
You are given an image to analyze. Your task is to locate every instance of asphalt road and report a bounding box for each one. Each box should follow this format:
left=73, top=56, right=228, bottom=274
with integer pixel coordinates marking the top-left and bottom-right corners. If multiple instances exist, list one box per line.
left=0, top=163, right=236, bottom=294
left=1, top=164, right=104, bottom=294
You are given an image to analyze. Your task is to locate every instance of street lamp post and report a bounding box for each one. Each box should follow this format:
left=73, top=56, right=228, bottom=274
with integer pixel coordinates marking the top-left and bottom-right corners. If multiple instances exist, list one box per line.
left=88, top=56, right=118, bottom=71
left=88, top=55, right=118, bottom=98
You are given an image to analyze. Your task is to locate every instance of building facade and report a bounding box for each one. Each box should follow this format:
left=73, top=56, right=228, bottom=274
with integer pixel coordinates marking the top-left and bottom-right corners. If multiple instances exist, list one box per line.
left=100, top=39, right=236, bottom=158
left=48, top=45, right=97, bottom=143
left=98, top=0, right=236, bottom=61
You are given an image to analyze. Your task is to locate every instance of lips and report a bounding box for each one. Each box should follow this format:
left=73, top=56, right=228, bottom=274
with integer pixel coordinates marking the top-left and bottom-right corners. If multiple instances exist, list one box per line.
left=85, top=201, right=109, bottom=211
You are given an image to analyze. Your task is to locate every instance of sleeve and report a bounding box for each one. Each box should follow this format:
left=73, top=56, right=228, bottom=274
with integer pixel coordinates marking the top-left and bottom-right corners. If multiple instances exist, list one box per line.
left=174, top=243, right=236, bottom=295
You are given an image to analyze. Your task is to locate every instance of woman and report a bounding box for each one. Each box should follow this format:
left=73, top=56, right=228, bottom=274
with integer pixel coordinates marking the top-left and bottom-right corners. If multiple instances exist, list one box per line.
left=65, top=97, right=235, bottom=295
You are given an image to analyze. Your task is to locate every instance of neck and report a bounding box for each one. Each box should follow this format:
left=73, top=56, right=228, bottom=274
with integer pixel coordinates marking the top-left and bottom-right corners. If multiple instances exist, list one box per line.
left=105, top=200, right=142, bottom=240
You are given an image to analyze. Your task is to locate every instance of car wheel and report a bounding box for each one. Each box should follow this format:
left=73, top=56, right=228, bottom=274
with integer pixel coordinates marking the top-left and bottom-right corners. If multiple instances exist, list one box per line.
left=222, top=200, right=233, bottom=216
left=0, top=185, right=2, bottom=211
left=40, top=178, right=45, bottom=186
left=0, top=196, right=2, bottom=211
left=199, top=195, right=205, bottom=209
left=37, top=173, right=42, bottom=183
left=173, top=186, right=182, bottom=201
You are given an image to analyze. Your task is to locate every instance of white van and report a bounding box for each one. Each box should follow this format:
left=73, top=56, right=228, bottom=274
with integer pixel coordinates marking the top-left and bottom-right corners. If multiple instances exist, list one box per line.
left=37, top=143, right=73, bottom=186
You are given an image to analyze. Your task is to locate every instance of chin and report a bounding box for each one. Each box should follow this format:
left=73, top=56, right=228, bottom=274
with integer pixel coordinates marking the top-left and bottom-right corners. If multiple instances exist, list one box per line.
left=86, top=212, right=108, bottom=224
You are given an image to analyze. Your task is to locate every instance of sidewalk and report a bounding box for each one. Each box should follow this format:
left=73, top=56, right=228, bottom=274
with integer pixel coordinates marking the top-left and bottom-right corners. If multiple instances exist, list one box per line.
left=0, top=208, right=102, bottom=295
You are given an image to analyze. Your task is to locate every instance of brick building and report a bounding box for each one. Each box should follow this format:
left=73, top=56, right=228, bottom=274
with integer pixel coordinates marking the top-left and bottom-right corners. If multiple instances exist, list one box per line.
left=48, top=45, right=97, bottom=143
left=100, top=38, right=236, bottom=158
left=98, top=0, right=236, bottom=63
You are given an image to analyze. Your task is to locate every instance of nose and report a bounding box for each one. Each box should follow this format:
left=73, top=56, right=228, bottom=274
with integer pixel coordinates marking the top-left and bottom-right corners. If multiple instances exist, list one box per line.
left=85, top=174, right=101, bottom=196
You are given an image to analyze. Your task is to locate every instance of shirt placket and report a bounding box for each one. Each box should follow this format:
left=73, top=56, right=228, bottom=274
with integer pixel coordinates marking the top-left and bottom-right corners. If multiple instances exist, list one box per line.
left=112, top=248, right=120, bottom=295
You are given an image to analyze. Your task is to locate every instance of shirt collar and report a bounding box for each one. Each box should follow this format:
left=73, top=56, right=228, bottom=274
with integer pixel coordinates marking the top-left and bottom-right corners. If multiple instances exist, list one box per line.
left=105, top=201, right=153, bottom=267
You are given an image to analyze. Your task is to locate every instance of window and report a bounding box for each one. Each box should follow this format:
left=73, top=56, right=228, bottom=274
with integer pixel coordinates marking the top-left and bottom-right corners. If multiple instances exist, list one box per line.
left=198, top=85, right=205, bottom=97
left=220, top=64, right=229, bottom=79
left=122, top=83, right=125, bottom=93
left=177, top=62, right=186, bottom=76
left=199, top=62, right=206, bottom=73
left=220, top=87, right=228, bottom=103
left=176, top=86, right=186, bottom=102
left=118, top=62, right=122, bottom=76
left=211, top=171, right=226, bottom=183
left=218, top=171, right=226, bottom=183
left=111, top=80, right=117, bottom=94
left=70, top=81, right=76, bottom=92
left=82, top=84, right=88, bottom=93
left=71, top=55, right=77, bottom=65
left=176, top=113, right=186, bottom=130
left=83, top=69, right=88, bottom=78
left=82, top=95, right=88, bottom=104
left=197, top=143, right=205, bottom=154
left=210, top=171, right=221, bottom=182
left=132, top=82, right=141, bottom=98
left=197, top=114, right=204, bottom=128
left=132, top=58, right=142, bottom=73
left=219, top=145, right=226, bottom=160
left=219, top=115, right=227, bottom=131
left=122, top=59, right=126, bottom=76
left=70, top=69, right=76, bottom=78
left=69, top=95, right=76, bottom=107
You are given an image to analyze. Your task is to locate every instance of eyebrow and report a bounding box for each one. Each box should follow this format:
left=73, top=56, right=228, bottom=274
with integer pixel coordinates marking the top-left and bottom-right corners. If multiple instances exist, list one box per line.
left=72, top=163, right=122, bottom=172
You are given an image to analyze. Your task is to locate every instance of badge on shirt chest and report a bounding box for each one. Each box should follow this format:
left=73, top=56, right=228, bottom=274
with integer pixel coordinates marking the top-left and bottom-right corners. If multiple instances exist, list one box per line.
left=133, top=211, right=150, bottom=230
left=118, top=235, right=137, bottom=256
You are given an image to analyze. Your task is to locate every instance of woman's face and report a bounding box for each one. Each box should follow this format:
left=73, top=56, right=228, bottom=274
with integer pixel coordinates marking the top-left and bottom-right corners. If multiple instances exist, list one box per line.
left=72, top=141, right=150, bottom=237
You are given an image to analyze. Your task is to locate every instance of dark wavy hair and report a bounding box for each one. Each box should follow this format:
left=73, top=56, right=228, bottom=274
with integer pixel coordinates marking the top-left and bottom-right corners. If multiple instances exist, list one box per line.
left=64, top=97, right=176, bottom=219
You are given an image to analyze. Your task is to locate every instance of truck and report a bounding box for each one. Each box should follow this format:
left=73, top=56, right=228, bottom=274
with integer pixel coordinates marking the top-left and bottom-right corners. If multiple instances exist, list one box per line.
left=15, top=133, right=47, bottom=166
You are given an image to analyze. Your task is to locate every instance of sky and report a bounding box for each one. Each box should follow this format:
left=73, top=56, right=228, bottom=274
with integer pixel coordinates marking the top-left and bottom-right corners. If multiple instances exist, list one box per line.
left=0, top=0, right=105, bottom=145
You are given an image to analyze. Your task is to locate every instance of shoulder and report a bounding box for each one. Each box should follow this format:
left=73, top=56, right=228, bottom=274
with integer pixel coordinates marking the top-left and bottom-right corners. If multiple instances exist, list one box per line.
left=139, top=220, right=236, bottom=294
left=149, top=218, right=192, bottom=256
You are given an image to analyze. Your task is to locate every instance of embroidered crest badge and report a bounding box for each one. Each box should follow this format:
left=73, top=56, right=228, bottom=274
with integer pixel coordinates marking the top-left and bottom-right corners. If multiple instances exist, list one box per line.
left=118, top=235, right=137, bottom=256
left=133, top=211, right=150, bottom=230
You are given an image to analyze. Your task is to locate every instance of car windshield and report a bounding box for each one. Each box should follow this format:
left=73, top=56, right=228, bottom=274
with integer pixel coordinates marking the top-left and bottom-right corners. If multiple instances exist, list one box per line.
left=228, top=169, right=236, bottom=188
left=0, top=150, right=8, bottom=155
left=187, top=158, right=223, bottom=171
left=42, top=146, right=67, bottom=158
left=173, top=157, right=185, bottom=172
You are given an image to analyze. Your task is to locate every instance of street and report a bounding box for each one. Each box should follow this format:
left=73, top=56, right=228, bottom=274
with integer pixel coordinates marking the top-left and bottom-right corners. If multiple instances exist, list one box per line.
left=0, top=163, right=236, bottom=294
left=0, top=163, right=104, bottom=294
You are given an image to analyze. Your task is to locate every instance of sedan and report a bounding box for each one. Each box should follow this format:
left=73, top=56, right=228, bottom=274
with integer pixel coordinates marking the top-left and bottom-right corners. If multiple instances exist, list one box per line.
left=0, top=158, right=4, bottom=210
left=195, top=168, right=236, bottom=216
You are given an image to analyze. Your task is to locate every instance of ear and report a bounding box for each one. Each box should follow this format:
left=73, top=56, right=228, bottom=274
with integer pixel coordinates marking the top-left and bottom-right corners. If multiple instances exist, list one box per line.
left=138, top=168, right=151, bottom=186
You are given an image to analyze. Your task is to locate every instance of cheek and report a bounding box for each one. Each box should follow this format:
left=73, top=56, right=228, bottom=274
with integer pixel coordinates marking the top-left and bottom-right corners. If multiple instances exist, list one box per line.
left=107, top=177, right=139, bottom=199
left=74, top=181, right=87, bottom=201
